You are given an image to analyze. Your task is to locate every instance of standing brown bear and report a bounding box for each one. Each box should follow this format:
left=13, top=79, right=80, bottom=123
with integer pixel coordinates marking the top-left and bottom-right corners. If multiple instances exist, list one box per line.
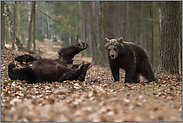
left=105, top=37, right=155, bottom=83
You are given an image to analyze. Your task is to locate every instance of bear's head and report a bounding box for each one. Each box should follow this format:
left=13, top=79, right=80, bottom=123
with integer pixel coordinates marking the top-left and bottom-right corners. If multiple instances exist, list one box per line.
left=105, top=37, right=124, bottom=59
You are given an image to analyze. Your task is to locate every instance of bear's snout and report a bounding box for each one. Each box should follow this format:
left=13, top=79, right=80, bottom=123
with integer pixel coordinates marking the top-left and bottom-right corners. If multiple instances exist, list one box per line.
left=110, top=53, right=118, bottom=59
left=111, top=54, right=115, bottom=59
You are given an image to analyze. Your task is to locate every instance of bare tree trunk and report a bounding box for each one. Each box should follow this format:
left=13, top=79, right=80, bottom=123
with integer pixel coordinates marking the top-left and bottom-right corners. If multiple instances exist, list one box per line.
left=32, top=1, right=36, bottom=51
left=63, top=33, right=69, bottom=46
left=142, top=2, right=149, bottom=50
left=4, top=13, right=7, bottom=44
left=1, top=1, right=5, bottom=44
left=84, top=2, right=92, bottom=56
left=21, top=2, right=26, bottom=45
left=140, top=2, right=145, bottom=47
left=99, top=2, right=107, bottom=66
left=76, top=35, right=79, bottom=44
left=160, top=1, right=180, bottom=74
left=123, top=2, right=128, bottom=40
left=46, top=17, right=51, bottom=40
left=89, top=2, right=96, bottom=62
left=90, top=1, right=102, bottom=65
left=179, top=2, right=182, bottom=75
left=17, top=2, right=21, bottom=39
left=79, top=2, right=85, bottom=43
left=147, top=2, right=154, bottom=66
left=12, top=1, right=17, bottom=50
left=4, top=2, right=17, bottom=46
left=105, top=1, right=114, bottom=39
left=153, top=2, right=160, bottom=70
left=27, top=2, right=34, bottom=49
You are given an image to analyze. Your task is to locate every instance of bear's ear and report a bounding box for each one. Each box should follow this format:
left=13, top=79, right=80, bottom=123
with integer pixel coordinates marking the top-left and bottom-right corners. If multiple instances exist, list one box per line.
left=105, top=38, right=110, bottom=43
left=117, top=37, right=123, bottom=43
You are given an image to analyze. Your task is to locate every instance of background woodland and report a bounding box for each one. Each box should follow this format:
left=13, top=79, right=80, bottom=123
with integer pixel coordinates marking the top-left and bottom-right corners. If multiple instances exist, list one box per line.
left=1, top=2, right=182, bottom=122
left=1, top=1, right=182, bottom=74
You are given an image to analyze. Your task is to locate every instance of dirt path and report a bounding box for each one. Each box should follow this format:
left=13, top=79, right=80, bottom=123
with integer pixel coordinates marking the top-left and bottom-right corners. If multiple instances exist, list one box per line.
left=36, top=38, right=63, bottom=59
left=1, top=41, right=182, bottom=122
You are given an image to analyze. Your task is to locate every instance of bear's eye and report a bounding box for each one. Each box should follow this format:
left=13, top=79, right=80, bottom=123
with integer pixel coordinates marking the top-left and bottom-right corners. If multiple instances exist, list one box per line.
left=114, top=48, right=117, bottom=51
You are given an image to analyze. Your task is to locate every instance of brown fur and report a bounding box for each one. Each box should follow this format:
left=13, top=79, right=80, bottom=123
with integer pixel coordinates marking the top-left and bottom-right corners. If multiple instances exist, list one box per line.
left=8, top=43, right=92, bottom=83
left=105, top=37, right=155, bottom=83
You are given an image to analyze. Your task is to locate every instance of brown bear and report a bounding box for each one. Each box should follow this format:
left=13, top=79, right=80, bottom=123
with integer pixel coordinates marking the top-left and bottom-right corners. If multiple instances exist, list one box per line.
left=8, top=43, right=92, bottom=84
left=105, top=37, right=155, bottom=83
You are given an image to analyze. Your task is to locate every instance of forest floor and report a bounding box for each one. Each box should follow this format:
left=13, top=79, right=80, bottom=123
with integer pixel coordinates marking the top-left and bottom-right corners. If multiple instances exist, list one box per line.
left=1, top=39, right=182, bottom=122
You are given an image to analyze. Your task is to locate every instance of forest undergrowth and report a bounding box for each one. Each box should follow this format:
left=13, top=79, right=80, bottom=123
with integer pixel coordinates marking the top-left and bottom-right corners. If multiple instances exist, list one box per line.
left=1, top=44, right=182, bottom=122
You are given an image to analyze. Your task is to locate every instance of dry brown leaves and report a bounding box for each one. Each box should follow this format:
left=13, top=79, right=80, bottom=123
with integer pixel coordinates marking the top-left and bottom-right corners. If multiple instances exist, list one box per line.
left=1, top=44, right=182, bottom=122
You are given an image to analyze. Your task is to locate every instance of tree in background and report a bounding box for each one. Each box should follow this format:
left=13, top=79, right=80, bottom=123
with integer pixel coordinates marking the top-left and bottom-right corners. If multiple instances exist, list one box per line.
left=79, top=2, right=85, bottom=43
left=153, top=2, right=160, bottom=70
left=27, top=2, right=35, bottom=49
left=12, top=1, right=17, bottom=50
left=105, top=1, right=114, bottom=39
left=123, top=1, right=128, bottom=40
left=160, top=1, right=181, bottom=74
left=33, top=1, right=36, bottom=51
left=1, top=1, right=5, bottom=44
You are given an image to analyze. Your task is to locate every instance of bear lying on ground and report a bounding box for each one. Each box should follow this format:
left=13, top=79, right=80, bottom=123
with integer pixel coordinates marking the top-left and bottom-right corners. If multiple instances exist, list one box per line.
left=105, top=37, right=155, bottom=83
left=8, top=43, right=92, bottom=84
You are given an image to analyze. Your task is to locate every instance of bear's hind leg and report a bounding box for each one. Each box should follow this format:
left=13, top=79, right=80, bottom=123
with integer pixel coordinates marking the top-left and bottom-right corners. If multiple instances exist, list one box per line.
left=124, top=65, right=136, bottom=83
left=15, top=54, right=37, bottom=64
left=141, top=65, right=155, bottom=82
left=58, top=43, right=88, bottom=64
left=124, top=70, right=134, bottom=83
left=8, top=65, right=39, bottom=84
left=132, top=73, right=140, bottom=83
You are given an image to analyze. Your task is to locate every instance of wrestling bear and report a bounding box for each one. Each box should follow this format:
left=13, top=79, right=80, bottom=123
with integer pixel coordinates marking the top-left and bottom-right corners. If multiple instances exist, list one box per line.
left=105, top=37, right=155, bottom=83
left=8, top=43, right=92, bottom=84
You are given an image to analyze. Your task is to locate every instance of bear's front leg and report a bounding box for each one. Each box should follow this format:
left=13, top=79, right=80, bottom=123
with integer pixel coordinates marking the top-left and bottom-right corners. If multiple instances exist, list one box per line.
left=110, top=65, right=119, bottom=82
left=132, top=73, right=140, bottom=83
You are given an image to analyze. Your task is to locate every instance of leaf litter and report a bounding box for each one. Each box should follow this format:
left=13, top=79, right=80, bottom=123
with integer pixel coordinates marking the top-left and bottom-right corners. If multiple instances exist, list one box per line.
left=1, top=44, right=182, bottom=122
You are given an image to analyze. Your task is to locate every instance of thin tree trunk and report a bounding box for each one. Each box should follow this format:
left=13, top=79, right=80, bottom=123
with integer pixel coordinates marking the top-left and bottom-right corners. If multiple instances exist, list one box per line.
left=84, top=2, right=91, bottom=56
left=143, top=2, right=149, bottom=50
left=147, top=2, right=154, bottom=66
left=21, top=2, right=25, bottom=45
left=32, top=1, right=36, bottom=51
left=79, top=2, right=85, bottom=43
left=123, top=1, right=128, bottom=40
left=105, top=1, right=114, bottom=39
left=12, top=1, right=17, bottom=50
left=4, top=13, right=7, bottom=44
left=17, top=2, right=21, bottom=39
left=27, top=2, right=34, bottom=49
left=1, top=1, right=5, bottom=44
left=179, top=2, right=182, bottom=75
left=153, top=2, right=160, bottom=70
left=63, top=33, right=69, bottom=46
left=76, top=35, right=79, bottom=44
left=89, top=2, right=96, bottom=62
left=46, top=17, right=51, bottom=40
